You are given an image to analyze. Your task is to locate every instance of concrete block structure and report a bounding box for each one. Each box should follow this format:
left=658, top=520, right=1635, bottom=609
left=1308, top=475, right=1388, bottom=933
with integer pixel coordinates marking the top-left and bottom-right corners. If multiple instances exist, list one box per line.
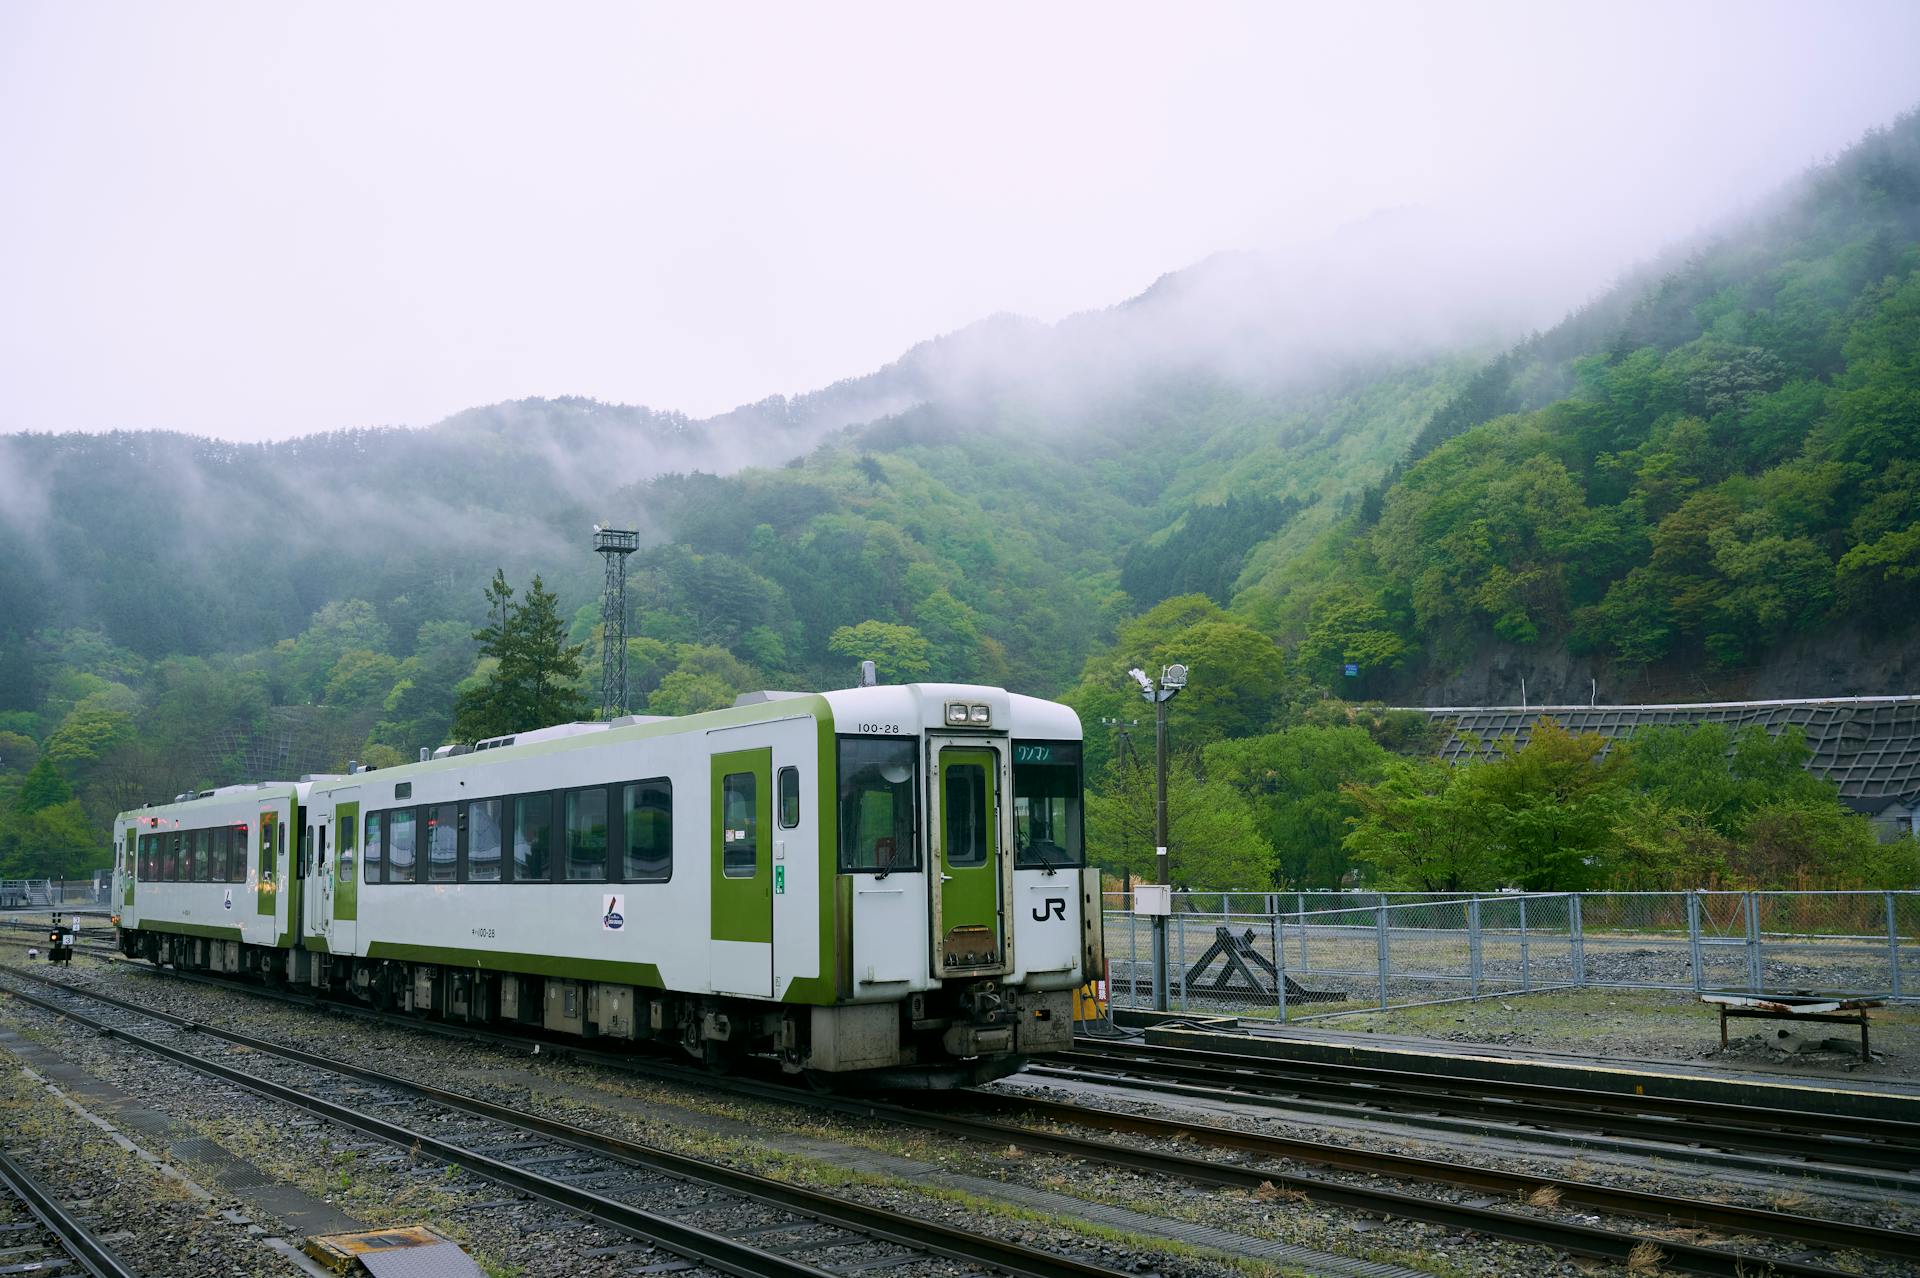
left=1401, top=695, right=1920, bottom=838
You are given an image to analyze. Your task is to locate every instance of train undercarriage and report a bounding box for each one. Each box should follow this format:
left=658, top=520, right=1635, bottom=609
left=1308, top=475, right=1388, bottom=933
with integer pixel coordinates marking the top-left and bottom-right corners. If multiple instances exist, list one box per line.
left=121, top=928, right=1071, bottom=1087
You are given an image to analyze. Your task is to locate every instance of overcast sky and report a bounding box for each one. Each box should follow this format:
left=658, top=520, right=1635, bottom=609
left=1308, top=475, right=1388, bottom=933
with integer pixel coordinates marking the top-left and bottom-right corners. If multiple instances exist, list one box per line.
left=2, top=3, right=1918, bottom=441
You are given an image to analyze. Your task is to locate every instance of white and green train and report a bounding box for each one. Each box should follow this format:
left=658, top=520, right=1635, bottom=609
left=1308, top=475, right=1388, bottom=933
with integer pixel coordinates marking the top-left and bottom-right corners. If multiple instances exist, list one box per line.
left=111, top=682, right=1100, bottom=1085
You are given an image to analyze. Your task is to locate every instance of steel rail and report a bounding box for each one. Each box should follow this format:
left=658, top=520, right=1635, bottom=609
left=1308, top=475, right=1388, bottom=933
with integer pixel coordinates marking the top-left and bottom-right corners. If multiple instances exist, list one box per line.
left=1057, top=1038, right=1920, bottom=1169
left=0, top=1146, right=145, bottom=1278
left=964, top=1089, right=1920, bottom=1261
left=825, top=1092, right=1867, bottom=1278
left=31, top=959, right=1904, bottom=1278
left=0, top=972, right=1131, bottom=1278
left=0, top=980, right=843, bottom=1278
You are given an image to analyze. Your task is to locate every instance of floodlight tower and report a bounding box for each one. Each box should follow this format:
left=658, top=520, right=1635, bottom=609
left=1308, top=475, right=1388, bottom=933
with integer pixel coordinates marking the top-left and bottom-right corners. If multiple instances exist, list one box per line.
left=592, top=525, right=639, bottom=719
left=1128, top=662, right=1188, bottom=1012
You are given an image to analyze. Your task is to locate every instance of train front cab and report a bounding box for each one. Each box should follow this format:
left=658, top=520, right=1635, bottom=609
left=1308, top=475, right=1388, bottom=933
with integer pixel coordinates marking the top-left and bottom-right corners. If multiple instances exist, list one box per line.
left=823, top=685, right=1097, bottom=1084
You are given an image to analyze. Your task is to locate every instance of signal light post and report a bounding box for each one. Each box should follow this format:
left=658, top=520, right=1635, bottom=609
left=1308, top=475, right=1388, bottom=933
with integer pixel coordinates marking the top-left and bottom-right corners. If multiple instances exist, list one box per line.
left=1128, top=663, right=1187, bottom=1011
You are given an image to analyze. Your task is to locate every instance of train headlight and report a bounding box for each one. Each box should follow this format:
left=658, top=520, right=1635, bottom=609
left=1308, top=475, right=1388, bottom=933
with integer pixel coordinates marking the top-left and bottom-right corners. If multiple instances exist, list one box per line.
left=946, top=702, right=970, bottom=725
left=968, top=704, right=990, bottom=724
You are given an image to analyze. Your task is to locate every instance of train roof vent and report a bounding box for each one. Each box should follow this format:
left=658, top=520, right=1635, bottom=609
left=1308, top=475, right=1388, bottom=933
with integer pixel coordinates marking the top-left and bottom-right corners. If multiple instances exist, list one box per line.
left=610, top=714, right=672, bottom=727
left=733, top=690, right=809, bottom=706
left=432, top=743, right=472, bottom=759
left=204, top=783, right=268, bottom=798
left=483, top=722, right=612, bottom=749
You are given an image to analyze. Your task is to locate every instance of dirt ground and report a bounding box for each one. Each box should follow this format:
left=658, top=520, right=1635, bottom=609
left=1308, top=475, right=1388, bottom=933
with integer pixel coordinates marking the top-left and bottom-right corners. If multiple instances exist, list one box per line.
left=1300, top=986, right=1920, bottom=1084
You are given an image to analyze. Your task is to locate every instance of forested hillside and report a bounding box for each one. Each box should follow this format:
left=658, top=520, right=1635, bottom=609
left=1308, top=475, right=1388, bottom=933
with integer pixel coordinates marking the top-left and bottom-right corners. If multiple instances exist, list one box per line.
left=1235, top=111, right=1920, bottom=703
left=3, top=110, right=1918, bottom=892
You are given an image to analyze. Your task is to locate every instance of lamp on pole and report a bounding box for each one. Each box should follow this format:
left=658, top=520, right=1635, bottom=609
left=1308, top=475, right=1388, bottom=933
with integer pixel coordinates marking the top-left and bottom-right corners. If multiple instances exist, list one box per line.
left=1128, top=662, right=1187, bottom=1011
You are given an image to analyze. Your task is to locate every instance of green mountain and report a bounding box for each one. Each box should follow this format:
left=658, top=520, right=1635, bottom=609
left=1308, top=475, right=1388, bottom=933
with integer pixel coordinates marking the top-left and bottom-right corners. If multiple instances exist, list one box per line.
left=6, top=109, right=1920, bottom=876
left=1227, top=110, right=1920, bottom=706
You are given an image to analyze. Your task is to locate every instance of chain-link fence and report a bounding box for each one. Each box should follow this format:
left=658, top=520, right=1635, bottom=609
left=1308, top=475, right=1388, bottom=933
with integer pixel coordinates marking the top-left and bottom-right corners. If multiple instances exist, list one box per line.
left=1103, top=889, right=1918, bottom=1021
left=0, top=879, right=108, bottom=909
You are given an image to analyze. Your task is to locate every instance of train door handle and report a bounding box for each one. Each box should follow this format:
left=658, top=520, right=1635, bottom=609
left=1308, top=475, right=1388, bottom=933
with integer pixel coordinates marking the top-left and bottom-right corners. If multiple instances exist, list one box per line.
left=941, top=874, right=954, bottom=882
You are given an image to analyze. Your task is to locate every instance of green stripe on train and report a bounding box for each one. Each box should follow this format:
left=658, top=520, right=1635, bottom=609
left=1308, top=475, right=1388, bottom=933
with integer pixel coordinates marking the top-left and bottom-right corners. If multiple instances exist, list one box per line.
left=365, top=941, right=662, bottom=987
left=138, top=921, right=245, bottom=942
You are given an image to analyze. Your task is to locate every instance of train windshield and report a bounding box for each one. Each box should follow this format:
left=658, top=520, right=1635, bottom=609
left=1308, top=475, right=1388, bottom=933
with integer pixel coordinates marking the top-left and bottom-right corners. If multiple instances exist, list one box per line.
left=1013, top=740, right=1084, bottom=870
left=837, top=736, right=918, bottom=874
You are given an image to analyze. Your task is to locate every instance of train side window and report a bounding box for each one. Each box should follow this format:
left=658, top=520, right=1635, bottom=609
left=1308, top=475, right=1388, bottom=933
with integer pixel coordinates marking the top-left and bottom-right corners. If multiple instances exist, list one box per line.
left=278, top=818, right=286, bottom=862
left=211, top=827, right=230, bottom=882
left=512, top=794, right=553, bottom=882
left=192, top=829, right=210, bottom=882
left=137, top=834, right=152, bottom=881
left=299, top=825, right=313, bottom=879
left=565, top=787, right=609, bottom=881
left=721, top=772, right=757, bottom=878
left=234, top=823, right=249, bottom=881
left=467, top=799, right=502, bottom=882
left=364, top=811, right=384, bottom=883
left=166, top=833, right=181, bottom=881
left=777, top=767, right=800, bottom=829
left=621, top=780, right=671, bottom=882
left=426, top=804, right=458, bottom=883
left=388, top=808, right=417, bottom=884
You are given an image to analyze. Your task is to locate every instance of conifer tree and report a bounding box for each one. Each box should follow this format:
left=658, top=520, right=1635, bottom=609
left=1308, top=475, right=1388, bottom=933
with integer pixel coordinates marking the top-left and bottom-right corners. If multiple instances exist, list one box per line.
left=451, top=570, right=589, bottom=739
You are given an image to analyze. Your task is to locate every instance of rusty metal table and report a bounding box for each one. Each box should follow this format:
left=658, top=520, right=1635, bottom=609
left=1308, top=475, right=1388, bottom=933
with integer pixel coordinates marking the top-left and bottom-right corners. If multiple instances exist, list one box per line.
left=1702, top=993, right=1884, bottom=1061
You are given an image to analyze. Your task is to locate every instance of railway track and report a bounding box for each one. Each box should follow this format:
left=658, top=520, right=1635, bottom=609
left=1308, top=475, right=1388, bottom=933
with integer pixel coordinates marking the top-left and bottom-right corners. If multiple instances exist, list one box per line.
left=1045, top=1036, right=1920, bottom=1174
left=0, top=967, right=1131, bottom=1278
left=0, top=1144, right=144, bottom=1278
left=7, top=961, right=1916, bottom=1278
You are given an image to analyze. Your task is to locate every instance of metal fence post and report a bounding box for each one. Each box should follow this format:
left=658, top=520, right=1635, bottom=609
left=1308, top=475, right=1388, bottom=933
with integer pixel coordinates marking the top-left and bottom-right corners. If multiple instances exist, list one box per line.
left=1376, top=902, right=1390, bottom=1009
left=1129, top=908, right=1140, bottom=1007
left=1519, top=895, right=1531, bottom=992
left=1888, top=891, right=1903, bottom=1002
left=1687, top=891, right=1703, bottom=994
left=1745, top=891, right=1762, bottom=994
left=1570, top=894, right=1585, bottom=988
left=1296, top=894, right=1311, bottom=971
left=1175, top=909, right=1187, bottom=1010
left=1468, top=896, right=1482, bottom=1000
left=1272, top=912, right=1289, bottom=1023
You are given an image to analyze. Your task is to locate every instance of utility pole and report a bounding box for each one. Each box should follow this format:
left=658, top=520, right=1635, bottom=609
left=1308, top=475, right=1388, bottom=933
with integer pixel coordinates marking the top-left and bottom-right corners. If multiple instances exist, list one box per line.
left=1099, top=717, right=1140, bottom=896
left=1128, top=663, right=1187, bottom=1012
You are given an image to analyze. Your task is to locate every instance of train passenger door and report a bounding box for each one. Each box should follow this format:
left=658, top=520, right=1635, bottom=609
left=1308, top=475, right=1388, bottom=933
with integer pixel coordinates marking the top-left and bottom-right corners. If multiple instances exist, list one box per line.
left=710, top=748, right=773, bottom=999
left=331, top=796, right=359, bottom=955
left=256, top=806, right=280, bottom=923
left=121, top=827, right=136, bottom=913
left=930, top=741, right=1008, bottom=976
left=302, top=812, right=331, bottom=949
